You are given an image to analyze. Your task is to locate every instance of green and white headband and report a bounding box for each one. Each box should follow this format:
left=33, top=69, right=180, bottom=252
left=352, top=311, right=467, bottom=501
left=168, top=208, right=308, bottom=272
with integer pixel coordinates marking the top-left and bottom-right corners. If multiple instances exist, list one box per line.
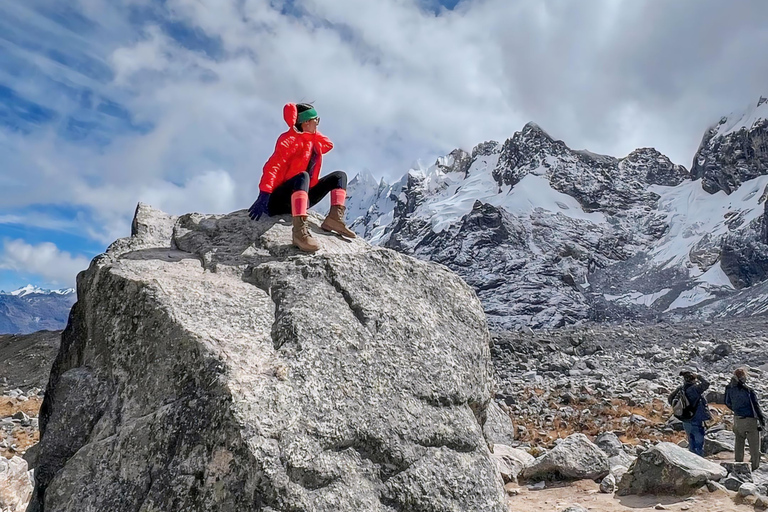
left=297, top=107, right=318, bottom=124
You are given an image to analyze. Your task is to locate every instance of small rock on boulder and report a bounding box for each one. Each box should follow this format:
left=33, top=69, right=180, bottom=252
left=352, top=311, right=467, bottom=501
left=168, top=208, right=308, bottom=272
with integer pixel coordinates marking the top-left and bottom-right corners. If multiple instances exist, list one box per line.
left=618, top=442, right=727, bottom=495
left=521, top=433, right=609, bottom=481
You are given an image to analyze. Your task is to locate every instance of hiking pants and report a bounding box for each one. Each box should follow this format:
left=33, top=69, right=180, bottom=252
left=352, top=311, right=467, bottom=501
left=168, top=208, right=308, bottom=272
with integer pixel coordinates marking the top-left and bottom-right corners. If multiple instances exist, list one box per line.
left=735, top=416, right=761, bottom=470
left=268, top=171, right=348, bottom=216
left=683, top=421, right=705, bottom=456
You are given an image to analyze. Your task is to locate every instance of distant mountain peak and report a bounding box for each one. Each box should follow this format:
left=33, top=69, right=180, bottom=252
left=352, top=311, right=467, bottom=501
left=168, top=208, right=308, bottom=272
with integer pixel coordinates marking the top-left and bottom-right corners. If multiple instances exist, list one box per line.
left=711, top=95, right=768, bottom=139
left=1, top=285, right=75, bottom=297
left=691, top=95, right=768, bottom=194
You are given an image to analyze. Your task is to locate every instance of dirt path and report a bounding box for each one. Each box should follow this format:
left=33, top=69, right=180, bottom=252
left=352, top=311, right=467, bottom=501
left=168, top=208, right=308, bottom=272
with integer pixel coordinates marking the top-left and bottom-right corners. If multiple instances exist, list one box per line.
left=506, top=479, right=756, bottom=512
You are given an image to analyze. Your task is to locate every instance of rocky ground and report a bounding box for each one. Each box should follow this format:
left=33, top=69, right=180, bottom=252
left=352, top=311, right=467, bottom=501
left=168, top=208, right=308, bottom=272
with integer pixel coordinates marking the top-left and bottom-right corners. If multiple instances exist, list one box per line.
left=7, top=311, right=768, bottom=510
left=0, top=391, right=41, bottom=461
left=0, top=331, right=54, bottom=464
left=0, top=331, right=60, bottom=393
left=0, top=334, right=49, bottom=512
left=505, top=478, right=756, bottom=511
left=491, top=316, right=768, bottom=449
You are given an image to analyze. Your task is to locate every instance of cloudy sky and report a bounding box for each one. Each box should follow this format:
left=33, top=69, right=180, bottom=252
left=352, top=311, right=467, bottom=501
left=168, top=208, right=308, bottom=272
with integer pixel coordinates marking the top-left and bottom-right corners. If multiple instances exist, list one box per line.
left=1, top=0, right=767, bottom=291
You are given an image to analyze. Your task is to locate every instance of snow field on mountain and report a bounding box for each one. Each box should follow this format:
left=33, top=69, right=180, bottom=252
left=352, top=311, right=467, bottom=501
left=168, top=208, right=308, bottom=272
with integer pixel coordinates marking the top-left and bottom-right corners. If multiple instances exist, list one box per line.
left=384, top=154, right=607, bottom=235
left=713, top=97, right=768, bottom=137
left=649, top=175, right=768, bottom=269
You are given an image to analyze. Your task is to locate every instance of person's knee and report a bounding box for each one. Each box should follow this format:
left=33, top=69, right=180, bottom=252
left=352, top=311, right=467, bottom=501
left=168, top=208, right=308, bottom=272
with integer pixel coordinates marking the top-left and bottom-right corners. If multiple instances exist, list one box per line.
left=294, top=172, right=310, bottom=191
left=329, top=170, right=348, bottom=189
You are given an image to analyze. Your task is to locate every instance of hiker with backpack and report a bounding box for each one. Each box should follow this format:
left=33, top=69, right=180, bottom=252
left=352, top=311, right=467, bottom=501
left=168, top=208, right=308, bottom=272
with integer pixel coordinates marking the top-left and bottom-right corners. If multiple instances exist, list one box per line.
left=725, top=368, right=765, bottom=471
left=248, top=103, right=356, bottom=252
left=668, top=368, right=711, bottom=456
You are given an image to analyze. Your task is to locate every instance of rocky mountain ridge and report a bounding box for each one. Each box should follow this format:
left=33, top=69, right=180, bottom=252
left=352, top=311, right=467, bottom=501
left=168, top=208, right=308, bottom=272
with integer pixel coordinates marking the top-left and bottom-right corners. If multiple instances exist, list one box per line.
left=0, top=288, right=76, bottom=335
left=347, top=97, right=768, bottom=330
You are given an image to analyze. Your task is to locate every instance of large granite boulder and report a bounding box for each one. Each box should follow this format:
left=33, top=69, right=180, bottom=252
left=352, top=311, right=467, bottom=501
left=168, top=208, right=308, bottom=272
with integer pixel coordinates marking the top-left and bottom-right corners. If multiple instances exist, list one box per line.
left=28, top=205, right=506, bottom=512
left=617, top=442, right=727, bottom=495
left=521, top=433, right=609, bottom=481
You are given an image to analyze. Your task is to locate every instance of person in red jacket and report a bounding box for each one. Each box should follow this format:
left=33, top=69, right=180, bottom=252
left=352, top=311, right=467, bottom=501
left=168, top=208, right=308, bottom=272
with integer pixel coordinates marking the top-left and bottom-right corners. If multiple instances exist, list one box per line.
left=248, top=103, right=356, bottom=252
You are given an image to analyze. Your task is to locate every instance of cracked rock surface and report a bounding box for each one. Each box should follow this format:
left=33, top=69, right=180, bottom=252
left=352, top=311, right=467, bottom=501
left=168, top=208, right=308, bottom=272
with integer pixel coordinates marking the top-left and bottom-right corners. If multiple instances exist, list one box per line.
left=28, top=204, right=505, bottom=512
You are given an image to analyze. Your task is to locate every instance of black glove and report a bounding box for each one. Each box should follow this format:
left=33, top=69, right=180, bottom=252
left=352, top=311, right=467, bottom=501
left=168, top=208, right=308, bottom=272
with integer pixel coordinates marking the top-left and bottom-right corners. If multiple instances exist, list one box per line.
left=248, top=192, right=271, bottom=221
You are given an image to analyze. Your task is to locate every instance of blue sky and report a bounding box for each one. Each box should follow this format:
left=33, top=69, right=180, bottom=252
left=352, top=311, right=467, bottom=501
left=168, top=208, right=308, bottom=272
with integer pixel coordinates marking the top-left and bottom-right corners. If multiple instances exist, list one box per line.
left=1, top=0, right=767, bottom=291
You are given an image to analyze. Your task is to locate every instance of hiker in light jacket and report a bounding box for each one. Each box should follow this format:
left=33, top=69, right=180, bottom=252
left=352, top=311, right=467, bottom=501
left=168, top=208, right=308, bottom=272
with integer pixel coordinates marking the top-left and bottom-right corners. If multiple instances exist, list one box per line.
left=725, top=368, right=766, bottom=471
left=668, top=369, right=711, bottom=456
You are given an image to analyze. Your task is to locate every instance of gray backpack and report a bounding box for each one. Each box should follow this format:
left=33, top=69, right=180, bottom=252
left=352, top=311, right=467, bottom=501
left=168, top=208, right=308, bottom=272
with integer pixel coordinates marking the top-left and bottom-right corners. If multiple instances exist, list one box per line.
left=672, top=387, right=695, bottom=420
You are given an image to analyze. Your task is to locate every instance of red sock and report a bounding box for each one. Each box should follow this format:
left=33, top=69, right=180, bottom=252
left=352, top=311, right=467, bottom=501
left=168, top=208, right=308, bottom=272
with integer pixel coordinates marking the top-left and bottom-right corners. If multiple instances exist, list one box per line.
left=291, top=191, right=308, bottom=216
left=331, top=188, right=346, bottom=206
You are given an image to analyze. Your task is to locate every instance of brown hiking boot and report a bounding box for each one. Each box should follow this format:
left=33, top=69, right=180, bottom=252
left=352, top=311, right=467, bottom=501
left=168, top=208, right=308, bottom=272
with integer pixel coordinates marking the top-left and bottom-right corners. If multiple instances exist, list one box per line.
left=321, top=205, right=357, bottom=238
left=292, top=215, right=319, bottom=252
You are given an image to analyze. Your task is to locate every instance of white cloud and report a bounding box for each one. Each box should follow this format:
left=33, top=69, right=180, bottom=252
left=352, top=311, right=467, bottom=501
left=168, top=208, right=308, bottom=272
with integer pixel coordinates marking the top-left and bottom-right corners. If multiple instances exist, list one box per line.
left=1, top=0, right=768, bottom=255
left=0, top=239, right=91, bottom=287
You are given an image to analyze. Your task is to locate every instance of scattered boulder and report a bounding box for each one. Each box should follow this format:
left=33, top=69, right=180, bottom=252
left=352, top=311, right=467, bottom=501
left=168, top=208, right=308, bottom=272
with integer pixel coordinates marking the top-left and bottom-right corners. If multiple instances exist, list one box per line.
left=610, top=465, right=629, bottom=483
left=637, top=370, right=660, bottom=381
left=721, top=461, right=752, bottom=483
left=595, top=431, right=635, bottom=469
left=562, top=505, right=588, bottom=512
left=704, top=429, right=735, bottom=456
left=0, top=456, right=33, bottom=512
left=707, top=480, right=730, bottom=496
left=739, top=482, right=760, bottom=498
left=27, top=206, right=507, bottom=512
left=600, top=473, right=616, bottom=494
left=666, top=416, right=684, bottom=432
left=704, top=343, right=732, bottom=362
left=521, top=433, right=609, bottom=481
left=705, top=390, right=726, bottom=404
left=490, top=444, right=535, bottom=483
left=617, top=442, right=727, bottom=495
left=724, top=476, right=746, bottom=492
left=594, top=432, right=622, bottom=456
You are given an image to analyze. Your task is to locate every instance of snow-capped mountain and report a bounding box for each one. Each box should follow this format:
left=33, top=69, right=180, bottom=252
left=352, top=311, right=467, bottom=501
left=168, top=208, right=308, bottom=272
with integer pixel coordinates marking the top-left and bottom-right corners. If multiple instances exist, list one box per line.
left=1, top=285, right=75, bottom=297
left=692, top=96, right=768, bottom=194
left=346, top=98, right=768, bottom=329
left=0, top=286, right=76, bottom=334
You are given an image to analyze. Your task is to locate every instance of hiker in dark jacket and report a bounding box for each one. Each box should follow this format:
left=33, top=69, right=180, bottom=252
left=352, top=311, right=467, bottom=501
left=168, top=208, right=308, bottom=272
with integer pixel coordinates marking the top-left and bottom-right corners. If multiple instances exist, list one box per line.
left=668, top=369, right=711, bottom=456
left=725, top=368, right=765, bottom=470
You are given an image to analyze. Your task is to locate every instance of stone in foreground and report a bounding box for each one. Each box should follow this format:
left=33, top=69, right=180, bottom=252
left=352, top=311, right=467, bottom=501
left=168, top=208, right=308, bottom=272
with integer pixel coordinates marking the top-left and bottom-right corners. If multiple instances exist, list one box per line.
left=521, top=433, right=609, bottom=481
left=617, top=442, right=727, bottom=496
left=28, top=205, right=506, bottom=512
left=0, top=456, right=33, bottom=512
left=490, top=444, right=534, bottom=483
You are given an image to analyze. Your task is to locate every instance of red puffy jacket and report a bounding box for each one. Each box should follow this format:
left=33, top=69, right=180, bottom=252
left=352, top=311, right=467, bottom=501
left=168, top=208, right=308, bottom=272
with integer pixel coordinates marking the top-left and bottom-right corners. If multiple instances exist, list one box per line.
left=259, top=103, right=334, bottom=193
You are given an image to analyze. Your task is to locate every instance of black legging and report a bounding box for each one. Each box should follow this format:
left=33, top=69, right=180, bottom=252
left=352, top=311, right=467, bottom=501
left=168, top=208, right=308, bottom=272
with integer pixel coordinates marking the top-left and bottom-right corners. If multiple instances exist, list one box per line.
left=268, top=171, right=348, bottom=216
